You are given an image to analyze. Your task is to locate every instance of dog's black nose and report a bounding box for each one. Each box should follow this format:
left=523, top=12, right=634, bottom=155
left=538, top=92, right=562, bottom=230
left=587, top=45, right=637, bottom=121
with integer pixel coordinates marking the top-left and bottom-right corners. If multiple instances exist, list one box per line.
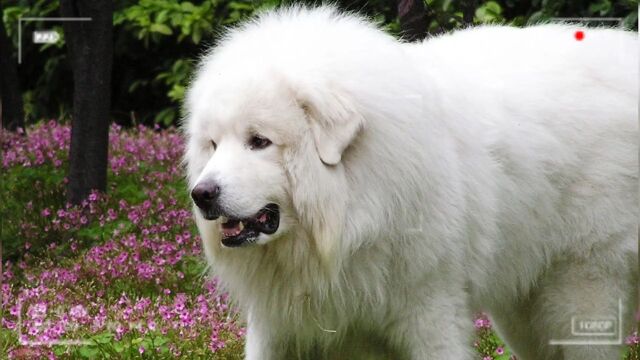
left=191, top=181, right=221, bottom=218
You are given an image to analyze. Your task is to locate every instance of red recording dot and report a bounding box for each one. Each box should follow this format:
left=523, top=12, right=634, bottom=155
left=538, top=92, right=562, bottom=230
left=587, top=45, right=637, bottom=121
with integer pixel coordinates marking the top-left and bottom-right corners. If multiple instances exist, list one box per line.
left=574, top=30, right=585, bottom=41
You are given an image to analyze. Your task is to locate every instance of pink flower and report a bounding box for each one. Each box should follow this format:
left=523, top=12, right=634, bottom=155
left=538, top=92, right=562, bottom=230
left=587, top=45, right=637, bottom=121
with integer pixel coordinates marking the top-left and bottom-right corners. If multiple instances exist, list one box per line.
left=0, top=122, right=248, bottom=357
left=69, top=304, right=88, bottom=320
left=115, top=324, right=127, bottom=340
left=28, top=302, right=47, bottom=319
left=625, top=331, right=639, bottom=345
left=474, top=315, right=491, bottom=329
left=495, top=346, right=504, bottom=355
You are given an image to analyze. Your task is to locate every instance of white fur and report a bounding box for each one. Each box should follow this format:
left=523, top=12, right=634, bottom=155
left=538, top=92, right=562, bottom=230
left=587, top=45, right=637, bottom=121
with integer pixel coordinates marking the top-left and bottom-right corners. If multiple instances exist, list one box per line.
left=183, top=7, right=638, bottom=360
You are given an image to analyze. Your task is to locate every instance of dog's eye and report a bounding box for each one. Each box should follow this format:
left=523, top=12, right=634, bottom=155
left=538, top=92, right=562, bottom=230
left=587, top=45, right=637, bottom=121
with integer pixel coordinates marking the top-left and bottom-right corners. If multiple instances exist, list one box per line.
left=210, top=140, right=217, bottom=150
left=248, top=135, right=272, bottom=150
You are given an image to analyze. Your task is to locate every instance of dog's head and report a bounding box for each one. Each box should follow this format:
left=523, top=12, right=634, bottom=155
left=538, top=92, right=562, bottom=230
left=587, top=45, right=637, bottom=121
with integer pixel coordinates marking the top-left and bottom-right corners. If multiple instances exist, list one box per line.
left=184, top=54, right=363, bottom=265
left=182, top=7, right=412, bottom=268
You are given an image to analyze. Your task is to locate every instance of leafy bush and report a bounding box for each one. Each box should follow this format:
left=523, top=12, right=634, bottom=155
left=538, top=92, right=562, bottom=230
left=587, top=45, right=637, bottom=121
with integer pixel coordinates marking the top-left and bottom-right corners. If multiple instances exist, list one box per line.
left=2, top=0, right=636, bottom=127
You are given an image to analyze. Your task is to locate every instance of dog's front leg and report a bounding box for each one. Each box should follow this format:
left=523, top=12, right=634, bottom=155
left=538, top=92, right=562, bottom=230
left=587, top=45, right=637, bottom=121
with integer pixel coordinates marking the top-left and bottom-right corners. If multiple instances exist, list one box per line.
left=245, top=317, right=287, bottom=360
left=386, top=287, right=475, bottom=360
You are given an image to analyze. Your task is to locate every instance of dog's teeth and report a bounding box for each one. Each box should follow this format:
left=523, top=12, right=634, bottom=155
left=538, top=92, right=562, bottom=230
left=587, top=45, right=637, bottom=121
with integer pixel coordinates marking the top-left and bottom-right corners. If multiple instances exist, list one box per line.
left=238, top=221, right=244, bottom=231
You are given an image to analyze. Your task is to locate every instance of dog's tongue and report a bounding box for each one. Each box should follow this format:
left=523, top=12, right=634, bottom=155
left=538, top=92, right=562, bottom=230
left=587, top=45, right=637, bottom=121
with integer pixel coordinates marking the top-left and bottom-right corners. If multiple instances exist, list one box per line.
left=222, top=220, right=243, bottom=237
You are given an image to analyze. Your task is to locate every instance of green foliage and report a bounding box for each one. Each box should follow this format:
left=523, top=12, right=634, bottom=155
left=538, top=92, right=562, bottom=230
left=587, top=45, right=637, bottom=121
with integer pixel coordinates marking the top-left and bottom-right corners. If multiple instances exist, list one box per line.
left=626, top=340, right=640, bottom=360
left=111, top=0, right=268, bottom=126
left=525, top=0, right=639, bottom=28
left=153, top=58, right=191, bottom=124
left=114, top=0, right=217, bottom=47
left=476, top=1, right=504, bottom=23
left=1, top=0, right=638, bottom=127
left=0, top=163, right=66, bottom=260
left=475, top=326, right=515, bottom=360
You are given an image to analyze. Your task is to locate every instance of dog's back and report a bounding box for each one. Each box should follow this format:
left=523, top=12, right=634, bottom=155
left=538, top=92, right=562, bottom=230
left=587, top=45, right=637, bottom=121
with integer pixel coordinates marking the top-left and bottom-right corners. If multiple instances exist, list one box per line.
left=410, top=25, right=638, bottom=359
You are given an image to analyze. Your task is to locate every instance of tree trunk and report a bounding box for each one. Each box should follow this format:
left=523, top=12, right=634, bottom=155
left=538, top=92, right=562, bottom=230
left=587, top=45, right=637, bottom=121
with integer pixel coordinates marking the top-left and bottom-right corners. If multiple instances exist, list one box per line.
left=461, top=0, right=478, bottom=25
left=60, top=0, right=113, bottom=204
left=0, top=4, right=25, bottom=132
left=397, top=0, right=429, bottom=42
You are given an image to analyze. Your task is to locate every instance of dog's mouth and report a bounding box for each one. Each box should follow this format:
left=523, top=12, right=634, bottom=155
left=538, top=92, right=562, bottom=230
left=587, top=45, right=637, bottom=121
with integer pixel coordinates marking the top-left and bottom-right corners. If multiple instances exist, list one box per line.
left=219, top=204, right=279, bottom=247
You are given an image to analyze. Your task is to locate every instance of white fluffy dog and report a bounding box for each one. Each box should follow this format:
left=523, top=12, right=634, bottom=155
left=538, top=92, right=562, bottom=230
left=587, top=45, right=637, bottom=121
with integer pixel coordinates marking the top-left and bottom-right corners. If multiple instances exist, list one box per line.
left=183, top=7, right=638, bottom=360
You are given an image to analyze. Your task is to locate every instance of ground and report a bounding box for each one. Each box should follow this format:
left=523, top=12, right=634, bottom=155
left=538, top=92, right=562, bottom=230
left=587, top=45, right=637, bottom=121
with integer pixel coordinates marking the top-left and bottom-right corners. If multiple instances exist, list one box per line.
left=1, top=121, right=637, bottom=359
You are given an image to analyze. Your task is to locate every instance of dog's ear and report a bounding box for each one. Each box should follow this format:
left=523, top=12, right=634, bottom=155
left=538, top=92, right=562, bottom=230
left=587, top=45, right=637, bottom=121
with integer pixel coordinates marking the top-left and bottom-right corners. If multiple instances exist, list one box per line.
left=282, top=131, right=348, bottom=275
left=299, top=88, right=364, bottom=165
left=283, top=81, right=362, bottom=274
